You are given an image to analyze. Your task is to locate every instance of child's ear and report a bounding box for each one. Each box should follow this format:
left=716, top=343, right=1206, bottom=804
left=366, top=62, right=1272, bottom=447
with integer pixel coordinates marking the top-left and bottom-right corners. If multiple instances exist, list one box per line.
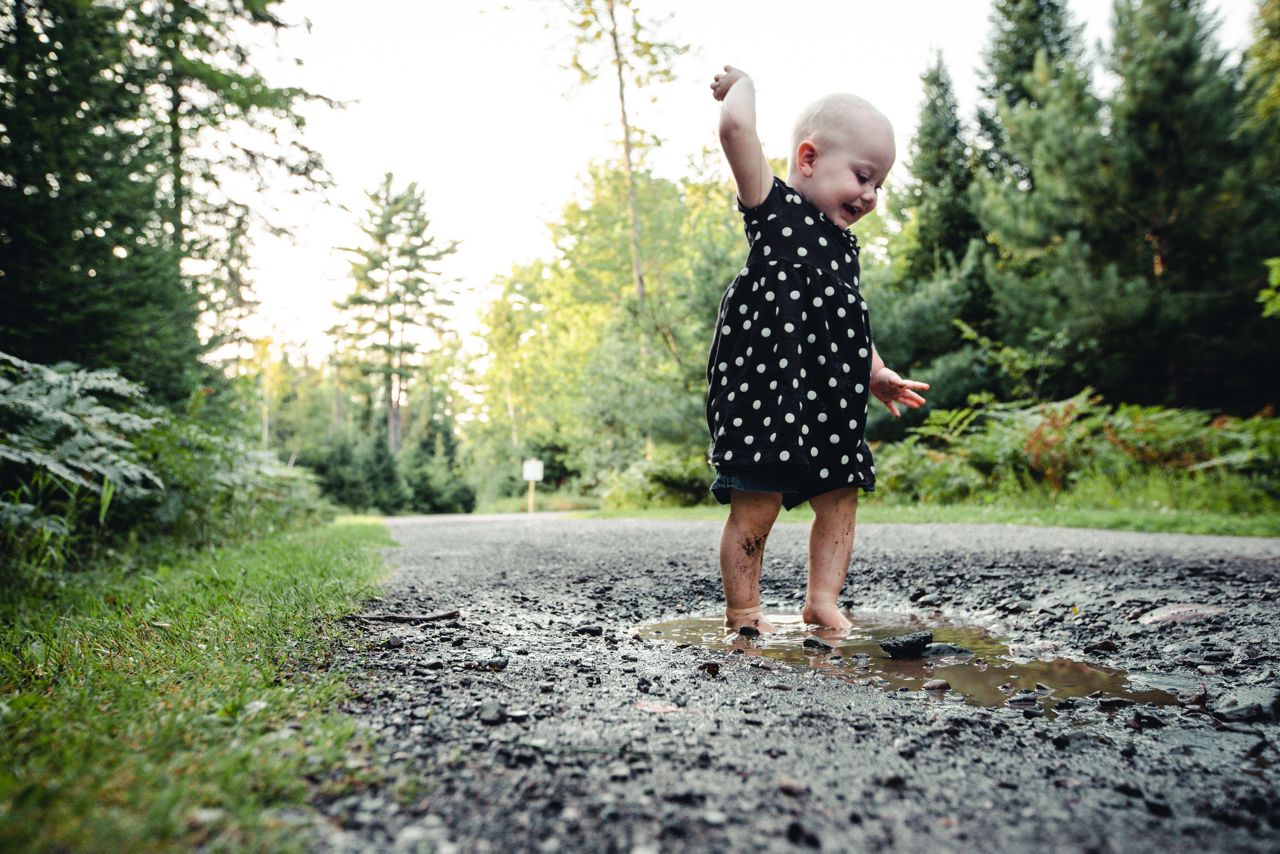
left=796, top=140, right=818, bottom=177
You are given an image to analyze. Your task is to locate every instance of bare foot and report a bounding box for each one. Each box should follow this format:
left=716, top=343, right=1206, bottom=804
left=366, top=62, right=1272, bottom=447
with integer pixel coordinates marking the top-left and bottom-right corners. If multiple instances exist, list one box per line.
left=801, top=602, right=852, bottom=632
left=725, top=606, right=777, bottom=634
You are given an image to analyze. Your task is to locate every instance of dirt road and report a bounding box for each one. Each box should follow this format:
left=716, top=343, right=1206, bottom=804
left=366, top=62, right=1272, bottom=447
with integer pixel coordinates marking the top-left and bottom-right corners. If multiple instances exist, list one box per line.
left=313, top=515, right=1279, bottom=852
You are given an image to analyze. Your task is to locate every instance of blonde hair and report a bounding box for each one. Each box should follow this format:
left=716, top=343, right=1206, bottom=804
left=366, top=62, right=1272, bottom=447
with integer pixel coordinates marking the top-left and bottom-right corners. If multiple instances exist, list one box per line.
left=791, top=93, right=886, bottom=156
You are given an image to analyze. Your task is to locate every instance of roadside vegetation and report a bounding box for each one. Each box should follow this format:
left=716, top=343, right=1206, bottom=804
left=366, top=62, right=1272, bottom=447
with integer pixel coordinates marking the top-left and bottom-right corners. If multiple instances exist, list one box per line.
left=0, top=518, right=389, bottom=852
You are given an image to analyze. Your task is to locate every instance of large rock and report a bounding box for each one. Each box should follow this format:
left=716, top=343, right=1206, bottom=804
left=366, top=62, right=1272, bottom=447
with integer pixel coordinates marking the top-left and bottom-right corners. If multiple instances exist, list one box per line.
left=878, top=631, right=933, bottom=659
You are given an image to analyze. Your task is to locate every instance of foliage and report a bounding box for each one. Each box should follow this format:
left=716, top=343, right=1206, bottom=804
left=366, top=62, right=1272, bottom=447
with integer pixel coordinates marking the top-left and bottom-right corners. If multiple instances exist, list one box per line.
left=975, top=0, right=1077, bottom=179
left=331, top=174, right=458, bottom=454
left=0, top=0, right=203, bottom=405
left=1260, top=258, right=1280, bottom=318
left=897, top=55, right=982, bottom=283
left=876, top=391, right=1280, bottom=511
left=0, top=352, right=330, bottom=581
left=599, top=443, right=713, bottom=509
left=0, top=518, right=389, bottom=851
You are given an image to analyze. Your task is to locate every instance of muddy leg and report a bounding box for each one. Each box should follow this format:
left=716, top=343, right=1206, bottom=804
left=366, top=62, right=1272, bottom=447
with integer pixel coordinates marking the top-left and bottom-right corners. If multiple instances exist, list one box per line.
left=801, top=488, right=857, bottom=630
left=719, top=489, right=782, bottom=632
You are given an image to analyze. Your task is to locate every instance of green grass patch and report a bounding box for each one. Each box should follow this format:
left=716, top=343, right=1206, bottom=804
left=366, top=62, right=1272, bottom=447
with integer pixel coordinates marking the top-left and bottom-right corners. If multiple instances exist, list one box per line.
left=0, top=516, right=392, bottom=852
left=580, top=499, right=1280, bottom=537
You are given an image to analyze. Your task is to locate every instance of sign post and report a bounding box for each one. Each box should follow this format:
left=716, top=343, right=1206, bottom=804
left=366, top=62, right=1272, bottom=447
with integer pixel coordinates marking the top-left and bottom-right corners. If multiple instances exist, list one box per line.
left=522, top=459, right=544, bottom=514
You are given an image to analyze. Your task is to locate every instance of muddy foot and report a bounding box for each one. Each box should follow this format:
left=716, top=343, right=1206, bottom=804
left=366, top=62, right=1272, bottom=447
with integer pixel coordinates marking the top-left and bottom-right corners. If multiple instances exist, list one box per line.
left=725, top=607, right=776, bottom=634
left=800, top=603, right=852, bottom=631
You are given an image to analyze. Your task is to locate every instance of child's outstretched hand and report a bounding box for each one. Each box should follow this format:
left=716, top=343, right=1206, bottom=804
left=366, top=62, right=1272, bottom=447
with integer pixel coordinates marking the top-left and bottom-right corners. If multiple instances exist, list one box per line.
left=870, top=367, right=930, bottom=418
left=711, top=65, right=748, bottom=101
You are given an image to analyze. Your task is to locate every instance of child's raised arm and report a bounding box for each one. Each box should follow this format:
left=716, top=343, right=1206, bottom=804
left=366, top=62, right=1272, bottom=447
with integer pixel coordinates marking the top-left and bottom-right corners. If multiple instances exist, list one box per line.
left=711, top=66, right=773, bottom=209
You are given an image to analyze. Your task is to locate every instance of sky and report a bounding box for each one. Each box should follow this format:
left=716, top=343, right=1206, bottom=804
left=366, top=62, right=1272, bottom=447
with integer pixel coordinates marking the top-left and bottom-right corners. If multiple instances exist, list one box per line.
left=241, top=0, right=1257, bottom=358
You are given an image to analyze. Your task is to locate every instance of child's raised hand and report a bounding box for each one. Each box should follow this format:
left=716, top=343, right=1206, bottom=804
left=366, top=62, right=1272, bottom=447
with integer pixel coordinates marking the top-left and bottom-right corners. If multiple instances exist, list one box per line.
left=870, top=367, right=930, bottom=418
left=711, top=65, right=748, bottom=101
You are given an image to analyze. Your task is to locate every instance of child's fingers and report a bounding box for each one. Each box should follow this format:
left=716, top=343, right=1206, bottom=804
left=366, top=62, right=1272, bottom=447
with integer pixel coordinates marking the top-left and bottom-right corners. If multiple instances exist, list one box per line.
left=901, top=380, right=930, bottom=391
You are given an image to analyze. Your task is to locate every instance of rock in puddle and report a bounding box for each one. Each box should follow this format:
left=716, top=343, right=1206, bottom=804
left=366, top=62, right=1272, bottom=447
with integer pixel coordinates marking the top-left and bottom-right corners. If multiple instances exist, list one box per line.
left=922, top=678, right=950, bottom=692
left=878, top=631, right=933, bottom=659
left=803, top=637, right=833, bottom=651
left=922, top=642, right=972, bottom=657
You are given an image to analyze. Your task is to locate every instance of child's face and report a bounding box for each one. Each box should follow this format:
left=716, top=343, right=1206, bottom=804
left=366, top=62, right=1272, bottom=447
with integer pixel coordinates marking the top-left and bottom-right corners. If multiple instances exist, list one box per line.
left=794, top=118, right=895, bottom=230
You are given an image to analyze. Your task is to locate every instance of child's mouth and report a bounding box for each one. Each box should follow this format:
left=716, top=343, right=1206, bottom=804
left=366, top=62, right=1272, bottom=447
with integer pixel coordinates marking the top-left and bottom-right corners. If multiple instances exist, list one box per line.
left=843, top=203, right=859, bottom=220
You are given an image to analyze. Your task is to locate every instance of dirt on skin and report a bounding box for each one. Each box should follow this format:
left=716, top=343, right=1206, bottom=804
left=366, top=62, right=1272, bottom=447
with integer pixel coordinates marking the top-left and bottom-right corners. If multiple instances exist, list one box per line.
left=310, top=516, right=1280, bottom=853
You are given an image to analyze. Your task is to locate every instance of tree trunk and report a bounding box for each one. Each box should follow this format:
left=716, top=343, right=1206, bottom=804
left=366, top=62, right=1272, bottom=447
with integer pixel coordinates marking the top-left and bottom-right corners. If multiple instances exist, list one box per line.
left=606, top=0, right=645, bottom=301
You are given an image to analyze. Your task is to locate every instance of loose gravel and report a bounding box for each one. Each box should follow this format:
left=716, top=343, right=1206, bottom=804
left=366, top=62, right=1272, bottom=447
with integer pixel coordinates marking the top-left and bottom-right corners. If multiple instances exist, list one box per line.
left=310, top=515, right=1280, bottom=853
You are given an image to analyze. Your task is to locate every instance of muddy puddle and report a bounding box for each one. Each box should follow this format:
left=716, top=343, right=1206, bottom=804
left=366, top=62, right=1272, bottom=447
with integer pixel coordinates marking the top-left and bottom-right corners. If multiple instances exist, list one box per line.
left=640, top=611, right=1179, bottom=720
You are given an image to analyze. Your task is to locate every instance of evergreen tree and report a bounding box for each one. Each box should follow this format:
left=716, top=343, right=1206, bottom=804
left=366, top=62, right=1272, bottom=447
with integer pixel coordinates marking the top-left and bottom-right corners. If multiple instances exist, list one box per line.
left=0, top=0, right=202, bottom=404
left=1243, top=0, right=1280, bottom=318
left=900, top=55, right=982, bottom=284
left=976, top=0, right=1077, bottom=179
left=331, top=174, right=458, bottom=453
left=133, top=0, right=335, bottom=352
left=1108, top=0, right=1276, bottom=409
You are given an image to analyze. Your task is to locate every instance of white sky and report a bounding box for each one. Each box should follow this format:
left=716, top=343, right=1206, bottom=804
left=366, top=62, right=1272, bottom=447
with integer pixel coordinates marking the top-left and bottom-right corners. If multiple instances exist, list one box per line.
left=241, top=0, right=1256, bottom=358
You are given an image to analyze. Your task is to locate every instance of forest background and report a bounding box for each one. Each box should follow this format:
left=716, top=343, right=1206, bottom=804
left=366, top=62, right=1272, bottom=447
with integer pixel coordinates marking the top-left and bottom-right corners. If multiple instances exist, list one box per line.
left=1, top=1, right=1278, bottom=846
left=4, top=0, right=1280, bottom=578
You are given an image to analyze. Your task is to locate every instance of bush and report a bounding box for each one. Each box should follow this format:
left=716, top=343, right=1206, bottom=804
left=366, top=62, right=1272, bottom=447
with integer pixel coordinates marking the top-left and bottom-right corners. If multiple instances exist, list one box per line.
left=875, top=389, right=1280, bottom=512
left=0, top=352, right=330, bottom=580
left=600, top=445, right=714, bottom=509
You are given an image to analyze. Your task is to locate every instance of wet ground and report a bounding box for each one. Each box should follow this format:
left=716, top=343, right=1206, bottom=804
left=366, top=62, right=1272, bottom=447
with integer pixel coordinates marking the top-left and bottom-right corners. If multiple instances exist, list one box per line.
left=312, top=515, right=1280, bottom=852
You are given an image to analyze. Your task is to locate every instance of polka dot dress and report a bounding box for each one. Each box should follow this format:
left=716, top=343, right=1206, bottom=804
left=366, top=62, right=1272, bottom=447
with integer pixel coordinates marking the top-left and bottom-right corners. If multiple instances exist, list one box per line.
left=705, top=177, right=876, bottom=492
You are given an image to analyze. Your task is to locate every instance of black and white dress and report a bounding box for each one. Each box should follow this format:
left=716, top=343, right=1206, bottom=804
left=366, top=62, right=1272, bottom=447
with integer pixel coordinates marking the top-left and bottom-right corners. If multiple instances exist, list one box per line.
left=706, top=177, right=876, bottom=508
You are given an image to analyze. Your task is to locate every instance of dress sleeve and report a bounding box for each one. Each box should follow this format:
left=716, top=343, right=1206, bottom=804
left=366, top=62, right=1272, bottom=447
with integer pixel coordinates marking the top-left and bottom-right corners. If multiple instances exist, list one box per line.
left=737, top=176, right=785, bottom=218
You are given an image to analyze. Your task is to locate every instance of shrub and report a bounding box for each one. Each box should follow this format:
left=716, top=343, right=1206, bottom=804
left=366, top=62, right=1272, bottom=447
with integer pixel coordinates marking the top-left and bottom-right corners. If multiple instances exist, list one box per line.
left=600, top=445, right=714, bottom=509
left=0, top=352, right=330, bottom=580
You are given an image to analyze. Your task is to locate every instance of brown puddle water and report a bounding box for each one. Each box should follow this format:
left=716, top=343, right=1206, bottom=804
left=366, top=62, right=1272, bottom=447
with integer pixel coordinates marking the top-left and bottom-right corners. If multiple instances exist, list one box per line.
left=640, top=611, right=1179, bottom=719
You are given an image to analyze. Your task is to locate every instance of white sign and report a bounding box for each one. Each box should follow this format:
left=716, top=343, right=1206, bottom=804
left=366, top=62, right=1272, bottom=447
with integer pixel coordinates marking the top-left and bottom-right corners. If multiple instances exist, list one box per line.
left=522, top=459, right=544, bottom=482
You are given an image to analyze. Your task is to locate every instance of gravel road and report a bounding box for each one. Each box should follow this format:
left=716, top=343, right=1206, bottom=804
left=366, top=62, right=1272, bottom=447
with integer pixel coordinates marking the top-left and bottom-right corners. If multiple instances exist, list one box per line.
left=312, top=515, right=1280, bottom=852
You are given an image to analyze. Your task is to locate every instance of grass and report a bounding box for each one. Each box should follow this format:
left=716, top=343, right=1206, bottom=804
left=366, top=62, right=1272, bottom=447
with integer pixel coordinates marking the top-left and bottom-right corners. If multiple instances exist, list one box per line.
left=0, top=516, right=392, bottom=853
left=580, top=499, right=1280, bottom=537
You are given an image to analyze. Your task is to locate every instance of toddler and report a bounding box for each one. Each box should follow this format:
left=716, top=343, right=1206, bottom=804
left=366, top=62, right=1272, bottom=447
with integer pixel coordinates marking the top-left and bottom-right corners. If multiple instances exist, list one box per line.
left=706, top=66, right=929, bottom=634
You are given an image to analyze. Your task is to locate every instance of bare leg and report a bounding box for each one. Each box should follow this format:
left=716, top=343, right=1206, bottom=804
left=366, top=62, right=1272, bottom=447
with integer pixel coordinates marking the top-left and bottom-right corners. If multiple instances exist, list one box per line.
left=719, top=489, right=782, bottom=632
left=801, top=488, right=858, bottom=630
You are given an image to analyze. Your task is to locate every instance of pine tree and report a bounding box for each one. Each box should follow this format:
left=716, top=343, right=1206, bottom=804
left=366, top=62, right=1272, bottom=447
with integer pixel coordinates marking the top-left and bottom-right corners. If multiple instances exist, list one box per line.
left=1108, top=0, right=1276, bottom=409
left=900, top=55, right=982, bottom=283
left=331, top=174, right=458, bottom=453
left=0, top=0, right=202, bottom=405
left=976, top=0, right=1077, bottom=179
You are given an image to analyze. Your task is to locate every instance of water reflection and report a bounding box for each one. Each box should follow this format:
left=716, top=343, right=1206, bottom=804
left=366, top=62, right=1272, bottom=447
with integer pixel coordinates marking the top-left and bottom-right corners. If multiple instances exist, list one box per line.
left=640, top=611, right=1178, bottom=718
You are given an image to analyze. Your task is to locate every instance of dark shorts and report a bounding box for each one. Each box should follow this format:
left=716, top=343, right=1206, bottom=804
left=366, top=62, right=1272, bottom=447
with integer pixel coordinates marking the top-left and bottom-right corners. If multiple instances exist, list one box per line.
left=710, top=463, right=869, bottom=511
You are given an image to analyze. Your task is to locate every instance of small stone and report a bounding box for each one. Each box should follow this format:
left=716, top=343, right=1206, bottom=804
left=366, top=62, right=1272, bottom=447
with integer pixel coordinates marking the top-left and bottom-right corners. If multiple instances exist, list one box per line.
left=412, top=706, right=430, bottom=719
left=778, top=776, right=808, bottom=796
left=916, top=593, right=941, bottom=606
left=702, top=810, right=728, bottom=827
left=478, top=700, right=506, bottom=725
left=187, top=807, right=226, bottom=827
left=574, top=625, right=604, bottom=636
left=1098, top=697, right=1135, bottom=710
left=922, top=679, right=950, bottom=692
left=922, top=643, right=972, bottom=657
left=1137, top=603, right=1226, bottom=625
left=803, top=637, right=833, bottom=651
left=878, top=631, right=933, bottom=659
left=786, top=820, right=821, bottom=848
left=697, top=662, right=721, bottom=678
left=385, top=636, right=404, bottom=649
left=1085, top=639, right=1119, bottom=654
left=737, top=625, right=761, bottom=638
left=1211, top=685, right=1280, bottom=723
